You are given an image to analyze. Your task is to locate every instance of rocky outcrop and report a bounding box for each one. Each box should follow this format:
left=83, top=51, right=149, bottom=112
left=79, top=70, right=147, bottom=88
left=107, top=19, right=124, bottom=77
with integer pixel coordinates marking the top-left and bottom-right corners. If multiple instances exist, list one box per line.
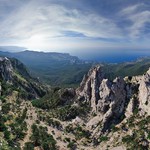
left=138, top=68, right=150, bottom=115
left=76, top=65, right=104, bottom=112
left=0, top=57, right=13, bottom=82
left=77, top=66, right=126, bottom=131
left=77, top=65, right=150, bottom=132
left=101, top=77, right=126, bottom=130
left=0, top=82, right=1, bottom=96
left=0, top=57, right=47, bottom=99
left=125, top=68, right=150, bottom=116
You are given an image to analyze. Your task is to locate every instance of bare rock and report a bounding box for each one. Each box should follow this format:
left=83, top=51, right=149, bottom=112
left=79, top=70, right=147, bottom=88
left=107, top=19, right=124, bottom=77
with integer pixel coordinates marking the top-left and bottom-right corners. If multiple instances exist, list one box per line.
left=125, top=97, right=134, bottom=118
left=0, top=57, right=13, bottom=82
left=0, top=82, right=1, bottom=96
left=97, top=79, right=111, bottom=113
left=86, top=116, right=102, bottom=130
left=111, top=145, right=126, bottom=150
left=72, top=116, right=84, bottom=125
left=138, top=68, right=150, bottom=115
left=76, top=65, right=104, bottom=112
left=77, top=65, right=126, bottom=131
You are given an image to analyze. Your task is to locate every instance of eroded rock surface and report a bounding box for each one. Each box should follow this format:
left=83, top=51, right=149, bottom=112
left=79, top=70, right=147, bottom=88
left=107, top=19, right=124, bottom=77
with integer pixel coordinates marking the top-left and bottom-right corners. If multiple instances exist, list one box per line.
left=138, top=68, right=150, bottom=115
left=0, top=57, right=13, bottom=82
left=77, top=66, right=150, bottom=132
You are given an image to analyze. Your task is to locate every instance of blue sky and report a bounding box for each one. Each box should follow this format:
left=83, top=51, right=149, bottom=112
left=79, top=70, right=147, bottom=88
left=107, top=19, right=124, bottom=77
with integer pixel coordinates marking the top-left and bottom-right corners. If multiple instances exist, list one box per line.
left=0, top=0, right=150, bottom=55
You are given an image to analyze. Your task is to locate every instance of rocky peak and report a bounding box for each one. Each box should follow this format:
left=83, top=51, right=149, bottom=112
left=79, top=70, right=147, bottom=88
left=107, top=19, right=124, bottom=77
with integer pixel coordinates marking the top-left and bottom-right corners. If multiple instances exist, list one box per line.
left=0, top=57, right=47, bottom=99
left=76, top=65, right=150, bottom=134
left=76, top=65, right=104, bottom=112
left=76, top=65, right=127, bottom=131
left=138, top=68, right=150, bottom=115
left=0, top=57, right=13, bottom=82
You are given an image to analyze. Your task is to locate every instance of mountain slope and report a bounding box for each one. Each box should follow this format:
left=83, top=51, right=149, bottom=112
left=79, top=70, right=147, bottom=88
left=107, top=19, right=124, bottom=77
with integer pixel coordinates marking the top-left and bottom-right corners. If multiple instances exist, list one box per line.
left=0, top=57, right=47, bottom=99
left=0, top=50, right=150, bottom=87
left=103, top=57, right=150, bottom=80
left=0, top=57, right=150, bottom=150
left=0, top=50, right=92, bottom=87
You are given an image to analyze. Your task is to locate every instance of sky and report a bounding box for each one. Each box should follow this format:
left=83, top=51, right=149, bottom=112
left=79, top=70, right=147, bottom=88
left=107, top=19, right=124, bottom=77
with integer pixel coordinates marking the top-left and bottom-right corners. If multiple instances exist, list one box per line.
left=0, top=0, right=150, bottom=58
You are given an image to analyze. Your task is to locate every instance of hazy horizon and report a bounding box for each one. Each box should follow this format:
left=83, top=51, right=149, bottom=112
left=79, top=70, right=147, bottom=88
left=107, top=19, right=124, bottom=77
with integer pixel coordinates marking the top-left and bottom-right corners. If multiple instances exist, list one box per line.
left=0, top=45, right=150, bottom=63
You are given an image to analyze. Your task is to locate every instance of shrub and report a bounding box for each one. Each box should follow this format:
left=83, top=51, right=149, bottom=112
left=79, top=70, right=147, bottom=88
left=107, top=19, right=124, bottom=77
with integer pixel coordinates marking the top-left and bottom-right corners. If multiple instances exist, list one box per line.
left=67, top=141, right=77, bottom=150
left=30, top=124, right=57, bottom=150
left=2, top=103, right=11, bottom=113
left=4, top=130, right=11, bottom=140
left=99, top=136, right=108, bottom=142
left=24, top=142, right=34, bottom=150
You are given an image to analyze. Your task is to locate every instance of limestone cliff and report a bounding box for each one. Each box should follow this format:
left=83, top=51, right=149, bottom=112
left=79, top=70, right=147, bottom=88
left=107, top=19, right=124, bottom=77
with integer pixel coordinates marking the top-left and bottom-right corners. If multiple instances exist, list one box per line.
left=0, top=57, right=14, bottom=82
left=76, top=65, right=150, bottom=132
left=138, top=68, right=150, bottom=115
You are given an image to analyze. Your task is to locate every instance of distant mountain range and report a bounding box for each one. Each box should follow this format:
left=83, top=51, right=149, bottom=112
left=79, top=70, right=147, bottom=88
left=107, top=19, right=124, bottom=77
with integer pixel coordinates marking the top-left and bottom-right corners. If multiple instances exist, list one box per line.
left=0, top=50, right=92, bottom=87
left=0, top=50, right=150, bottom=87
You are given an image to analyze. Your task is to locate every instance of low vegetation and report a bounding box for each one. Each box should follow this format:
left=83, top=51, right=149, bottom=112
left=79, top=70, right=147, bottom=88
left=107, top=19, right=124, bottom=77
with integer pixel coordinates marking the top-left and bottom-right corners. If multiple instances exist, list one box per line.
left=24, top=124, right=57, bottom=150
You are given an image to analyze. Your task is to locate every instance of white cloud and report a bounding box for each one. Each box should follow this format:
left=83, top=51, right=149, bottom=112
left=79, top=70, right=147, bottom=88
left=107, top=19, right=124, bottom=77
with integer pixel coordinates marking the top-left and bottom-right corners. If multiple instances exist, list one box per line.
left=120, top=3, right=150, bottom=39
left=0, top=0, right=122, bottom=46
left=0, top=0, right=150, bottom=51
left=121, top=4, right=143, bottom=15
left=128, top=11, right=150, bottom=38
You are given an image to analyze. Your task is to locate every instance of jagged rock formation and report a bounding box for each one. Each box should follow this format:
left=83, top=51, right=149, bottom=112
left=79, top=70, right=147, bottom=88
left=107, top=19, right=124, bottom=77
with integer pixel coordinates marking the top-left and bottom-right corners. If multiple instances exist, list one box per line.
left=77, top=66, right=126, bottom=131
left=0, top=57, right=47, bottom=99
left=77, top=65, right=150, bottom=132
left=139, top=69, right=150, bottom=115
left=0, top=82, right=1, bottom=96
left=0, top=57, right=14, bottom=82
left=76, top=66, right=104, bottom=112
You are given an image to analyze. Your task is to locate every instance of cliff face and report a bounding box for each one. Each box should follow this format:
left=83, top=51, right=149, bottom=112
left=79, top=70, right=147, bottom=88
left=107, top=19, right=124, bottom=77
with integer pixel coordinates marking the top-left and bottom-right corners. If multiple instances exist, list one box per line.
left=0, top=57, right=47, bottom=99
left=138, top=68, right=150, bottom=115
left=76, top=65, right=150, bottom=131
left=77, top=66, right=104, bottom=112
left=0, top=57, right=14, bottom=82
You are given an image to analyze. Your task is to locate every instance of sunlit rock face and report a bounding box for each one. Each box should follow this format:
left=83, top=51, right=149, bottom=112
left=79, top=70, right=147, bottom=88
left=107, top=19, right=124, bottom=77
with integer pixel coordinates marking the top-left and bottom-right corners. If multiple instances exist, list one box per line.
left=0, top=82, right=1, bottom=96
left=138, top=68, right=150, bottom=115
left=0, top=57, right=14, bottom=82
left=76, top=66, right=126, bottom=131
left=77, top=65, right=150, bottom=132
left=76, top=65, right=104, bottom=112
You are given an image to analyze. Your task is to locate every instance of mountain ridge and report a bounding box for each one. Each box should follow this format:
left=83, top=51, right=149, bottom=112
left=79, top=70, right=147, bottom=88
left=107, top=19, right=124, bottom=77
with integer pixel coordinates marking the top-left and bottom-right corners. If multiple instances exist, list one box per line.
left=0, top=57, right=47, bottom=99
left=0, top=50, right=93, bottom=87
left=0, top=56, right=150, bottom=150
left=0, top=50, right=150, bottom=87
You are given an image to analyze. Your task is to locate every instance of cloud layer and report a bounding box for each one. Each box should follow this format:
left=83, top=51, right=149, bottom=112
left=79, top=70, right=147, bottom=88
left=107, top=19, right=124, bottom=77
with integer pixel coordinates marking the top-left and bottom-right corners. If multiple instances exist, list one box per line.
left=0, top=0, right=150, bottom=52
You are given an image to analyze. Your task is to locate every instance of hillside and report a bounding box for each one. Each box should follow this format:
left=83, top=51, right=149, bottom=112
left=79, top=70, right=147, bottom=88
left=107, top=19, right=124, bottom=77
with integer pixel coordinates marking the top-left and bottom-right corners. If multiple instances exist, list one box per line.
left=0, top=57, right=150, bottom=150
left=0, top=57, right=47, bottom=99
left=103, top=57, right=150, bottom=80
left=0, top=50, right=92, bottom=87
left=0, top=50, right=150, bottom=88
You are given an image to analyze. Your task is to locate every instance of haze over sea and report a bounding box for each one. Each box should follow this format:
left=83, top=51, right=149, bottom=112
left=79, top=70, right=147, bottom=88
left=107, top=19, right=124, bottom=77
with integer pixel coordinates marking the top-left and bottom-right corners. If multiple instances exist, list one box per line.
left=69, top=49, right=150, bottom=63
left=1, top=46, right=149, bottom=63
